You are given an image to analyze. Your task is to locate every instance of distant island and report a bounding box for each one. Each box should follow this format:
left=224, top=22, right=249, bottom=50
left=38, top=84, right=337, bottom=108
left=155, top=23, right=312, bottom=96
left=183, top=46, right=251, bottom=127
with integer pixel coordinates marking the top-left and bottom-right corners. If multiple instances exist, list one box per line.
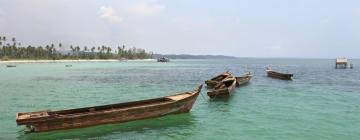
left=0, top=36, right=153, bottom=61
left=152, top=54, right=236, bottom=59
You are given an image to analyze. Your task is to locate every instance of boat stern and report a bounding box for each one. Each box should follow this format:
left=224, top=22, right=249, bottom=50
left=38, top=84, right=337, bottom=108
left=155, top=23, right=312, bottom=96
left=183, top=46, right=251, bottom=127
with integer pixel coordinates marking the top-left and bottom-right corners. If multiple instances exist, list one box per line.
left=16, top=111, right=50, bottom=125
left=207, top=89, right=229, bottom=98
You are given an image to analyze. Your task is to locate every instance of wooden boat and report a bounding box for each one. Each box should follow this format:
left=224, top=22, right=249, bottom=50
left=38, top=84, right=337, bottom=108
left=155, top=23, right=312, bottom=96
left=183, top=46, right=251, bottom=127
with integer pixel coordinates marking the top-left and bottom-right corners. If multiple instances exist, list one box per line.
left=235, top=72, right=252, bottom=86
left=205, top=71, right=232, bottom=88
left=207, top=77, right=237, bottom=98
left=16, top=85, right=203, bottom=133
left=6, top=65, right=16, bottom=67
left=266, top=68, right=293, bottom=80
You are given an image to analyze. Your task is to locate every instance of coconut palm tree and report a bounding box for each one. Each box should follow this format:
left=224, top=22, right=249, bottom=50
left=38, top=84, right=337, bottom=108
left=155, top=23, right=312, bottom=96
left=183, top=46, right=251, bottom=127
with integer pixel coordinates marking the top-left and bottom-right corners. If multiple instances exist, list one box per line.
left=11, top=37, right=16, bottom=46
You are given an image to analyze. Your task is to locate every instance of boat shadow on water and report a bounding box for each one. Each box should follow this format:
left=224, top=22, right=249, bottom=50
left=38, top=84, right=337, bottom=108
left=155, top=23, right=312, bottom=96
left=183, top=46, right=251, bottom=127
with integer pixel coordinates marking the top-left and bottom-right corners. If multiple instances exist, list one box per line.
left=16, top=113, right=195, bottom=140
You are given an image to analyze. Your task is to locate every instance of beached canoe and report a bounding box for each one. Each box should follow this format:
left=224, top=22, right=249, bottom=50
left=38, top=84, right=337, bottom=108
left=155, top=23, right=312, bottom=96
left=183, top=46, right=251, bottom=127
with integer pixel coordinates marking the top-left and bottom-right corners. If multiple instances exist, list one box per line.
left=235, top=72, right=252, bottom=86
left=16, top=85, right=203, bottom=133
left=205, top=71, right=232, bottom=87
left=266, top=69, right=293, bottom=80
left=207, top=77, right=237, bottom=98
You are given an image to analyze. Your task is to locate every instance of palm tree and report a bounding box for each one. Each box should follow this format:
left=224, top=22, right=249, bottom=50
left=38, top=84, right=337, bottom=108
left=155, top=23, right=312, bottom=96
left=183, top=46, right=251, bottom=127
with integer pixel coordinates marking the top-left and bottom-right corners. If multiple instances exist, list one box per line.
left=91, top=47, right=95, bottom=59
left=45, top=45, right=50, bottom=58
left=83, top=46, right=88, bottom=58
left=11, top=37, right=16, bottom=46
left=91, top=47, right=95, bottom=53
left=75, top=46, right=80, bottom=58
left=70, top=45, right=74, bottom=57
left=50, top=44, right=55, bottom=58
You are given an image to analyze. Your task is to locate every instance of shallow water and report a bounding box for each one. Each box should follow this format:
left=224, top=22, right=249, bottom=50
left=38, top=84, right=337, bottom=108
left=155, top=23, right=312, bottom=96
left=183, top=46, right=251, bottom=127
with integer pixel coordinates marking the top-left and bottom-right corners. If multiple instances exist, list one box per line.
left=0, top=59, right=359, bottom=140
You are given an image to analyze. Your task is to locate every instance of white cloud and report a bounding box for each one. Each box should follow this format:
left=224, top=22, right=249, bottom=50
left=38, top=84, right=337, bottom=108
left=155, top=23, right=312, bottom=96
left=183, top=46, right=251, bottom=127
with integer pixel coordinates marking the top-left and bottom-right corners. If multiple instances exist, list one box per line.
left=98, top=6, right=123, bottom=23
left=130, top=2, right=165, bottom=16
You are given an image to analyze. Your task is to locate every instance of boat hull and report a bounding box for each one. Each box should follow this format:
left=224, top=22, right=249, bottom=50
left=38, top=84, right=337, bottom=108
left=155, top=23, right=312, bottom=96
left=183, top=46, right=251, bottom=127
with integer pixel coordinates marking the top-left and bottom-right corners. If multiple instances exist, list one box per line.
left=266, top=70, right=293, bottom=80
left=235, top=74, right=252, bottom=86
left=16, top=86, right=202, bottom=133
left=207, top=78, right=236, bottom=98
left=205, top=72, right=231, bottom=88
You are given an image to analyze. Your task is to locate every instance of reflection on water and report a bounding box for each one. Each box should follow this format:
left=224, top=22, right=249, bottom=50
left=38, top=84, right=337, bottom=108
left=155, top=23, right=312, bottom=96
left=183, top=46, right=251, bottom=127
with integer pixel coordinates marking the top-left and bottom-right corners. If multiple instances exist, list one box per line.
left=17, top=113, right=195, bottom=140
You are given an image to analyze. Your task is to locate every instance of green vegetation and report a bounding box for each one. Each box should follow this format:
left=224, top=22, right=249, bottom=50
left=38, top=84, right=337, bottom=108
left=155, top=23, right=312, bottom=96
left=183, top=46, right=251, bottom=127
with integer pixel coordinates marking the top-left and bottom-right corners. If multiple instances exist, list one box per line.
left=0, top=36, right=153, bottom=60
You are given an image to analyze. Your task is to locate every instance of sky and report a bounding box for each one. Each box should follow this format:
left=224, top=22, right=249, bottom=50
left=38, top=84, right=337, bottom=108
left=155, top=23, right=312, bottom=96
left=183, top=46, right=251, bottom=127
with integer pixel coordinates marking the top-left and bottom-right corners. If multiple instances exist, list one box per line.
left=0, top=0, right=360, bottom=58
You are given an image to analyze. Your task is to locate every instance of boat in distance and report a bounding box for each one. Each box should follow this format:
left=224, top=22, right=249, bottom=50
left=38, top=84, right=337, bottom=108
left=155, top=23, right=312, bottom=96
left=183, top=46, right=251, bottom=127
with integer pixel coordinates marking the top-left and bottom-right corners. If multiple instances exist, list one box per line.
left=266, top=68, right=293, bottom=80
left=207, top=77, right=237, bottom=98
left=205, top=71, right=232, bottom=87
left=16, top=85, right=203, bottom=133
left=235, top=72, right=252, bottom=86
left=157, top=57, right=170, bottom=62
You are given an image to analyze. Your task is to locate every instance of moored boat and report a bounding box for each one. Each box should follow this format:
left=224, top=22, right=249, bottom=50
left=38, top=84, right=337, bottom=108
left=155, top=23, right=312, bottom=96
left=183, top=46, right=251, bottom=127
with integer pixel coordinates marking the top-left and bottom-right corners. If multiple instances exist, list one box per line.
left=205, top=71, right=232, bottom=88
left=16, top=85, right=202, bottom=133
left=207, top=77, right=237, bottom=98
left=157, top=57, right=170, bottom=62
left=235, top=72, right=252, bottom=86
left=266, top=68, right=293, bottom=80
left=6, top=65, right=16, bottom=67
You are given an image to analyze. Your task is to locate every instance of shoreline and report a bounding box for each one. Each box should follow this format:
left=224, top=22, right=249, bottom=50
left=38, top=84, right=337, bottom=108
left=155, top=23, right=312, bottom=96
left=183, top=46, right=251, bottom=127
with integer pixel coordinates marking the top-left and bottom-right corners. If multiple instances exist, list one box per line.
left=0, top=59, right=154, bottom=64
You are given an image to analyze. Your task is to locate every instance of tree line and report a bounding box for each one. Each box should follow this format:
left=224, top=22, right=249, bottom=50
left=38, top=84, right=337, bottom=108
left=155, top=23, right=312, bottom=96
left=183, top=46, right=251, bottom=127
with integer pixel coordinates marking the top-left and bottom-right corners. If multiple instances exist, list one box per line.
left=0, top=36, right=153, bottom=60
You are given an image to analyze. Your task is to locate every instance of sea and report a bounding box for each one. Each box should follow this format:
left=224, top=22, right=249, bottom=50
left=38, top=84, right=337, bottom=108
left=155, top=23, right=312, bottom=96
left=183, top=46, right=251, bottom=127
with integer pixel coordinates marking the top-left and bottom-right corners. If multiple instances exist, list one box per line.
left=0, top=58, right=359, bottom=140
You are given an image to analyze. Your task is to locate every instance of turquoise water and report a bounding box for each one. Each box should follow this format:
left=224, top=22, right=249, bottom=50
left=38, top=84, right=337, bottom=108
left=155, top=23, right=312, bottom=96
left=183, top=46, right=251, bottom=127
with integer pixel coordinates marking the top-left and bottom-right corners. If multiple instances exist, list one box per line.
left=0, top=59, right=359, bottom=140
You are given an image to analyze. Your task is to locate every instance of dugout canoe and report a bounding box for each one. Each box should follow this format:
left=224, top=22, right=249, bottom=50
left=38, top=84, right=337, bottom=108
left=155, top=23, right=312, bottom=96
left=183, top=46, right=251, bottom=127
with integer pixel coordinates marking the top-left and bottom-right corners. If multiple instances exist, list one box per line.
left=235, top=72, right=252, bottom=86
left=266, top=69, right=293, bottom=80
left=205, top=71, right=233, bottom=87
left=16, top=85, right=203, bottom=133
left=207, top=77, right=237, bottom=98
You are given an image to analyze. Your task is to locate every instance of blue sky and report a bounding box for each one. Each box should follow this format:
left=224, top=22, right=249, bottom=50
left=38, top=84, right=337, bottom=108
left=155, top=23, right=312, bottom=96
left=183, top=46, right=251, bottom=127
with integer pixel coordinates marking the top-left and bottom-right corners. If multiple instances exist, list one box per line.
left=0, top=0, right=359, bottom=58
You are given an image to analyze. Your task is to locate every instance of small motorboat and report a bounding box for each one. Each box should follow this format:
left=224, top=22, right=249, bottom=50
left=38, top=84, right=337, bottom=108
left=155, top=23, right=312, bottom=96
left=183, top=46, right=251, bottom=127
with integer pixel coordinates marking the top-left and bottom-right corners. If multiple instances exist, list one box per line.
left=157, top=57, right=170, bottom=62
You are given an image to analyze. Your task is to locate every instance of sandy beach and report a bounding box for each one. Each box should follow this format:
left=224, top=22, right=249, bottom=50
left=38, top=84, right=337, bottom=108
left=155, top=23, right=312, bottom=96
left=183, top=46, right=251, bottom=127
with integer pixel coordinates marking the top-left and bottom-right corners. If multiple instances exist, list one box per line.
left=0, top=59, right=154, bottom=64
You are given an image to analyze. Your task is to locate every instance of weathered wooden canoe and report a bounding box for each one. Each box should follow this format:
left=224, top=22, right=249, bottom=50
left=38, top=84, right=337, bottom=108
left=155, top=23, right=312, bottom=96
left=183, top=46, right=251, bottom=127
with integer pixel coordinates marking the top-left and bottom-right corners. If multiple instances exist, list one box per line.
left=266, top=69, right=293, bottom=80
left=235, top=72, right=252, bottom=86
left=205, top=71, right=232, bottom=87
left=207, top=77, right=237, bottom=98
left=16, top=85, right=203, bottom=133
